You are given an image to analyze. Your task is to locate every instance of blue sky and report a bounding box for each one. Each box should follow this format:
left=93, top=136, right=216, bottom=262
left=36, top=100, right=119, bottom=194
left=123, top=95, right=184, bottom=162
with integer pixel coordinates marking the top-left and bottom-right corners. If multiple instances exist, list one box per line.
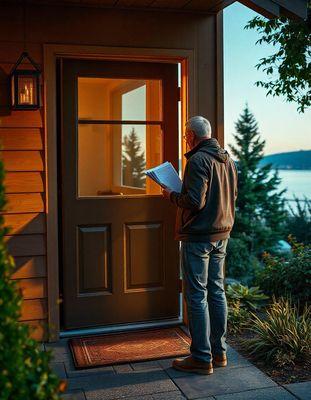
left=223, top=2, right=311, bottom=155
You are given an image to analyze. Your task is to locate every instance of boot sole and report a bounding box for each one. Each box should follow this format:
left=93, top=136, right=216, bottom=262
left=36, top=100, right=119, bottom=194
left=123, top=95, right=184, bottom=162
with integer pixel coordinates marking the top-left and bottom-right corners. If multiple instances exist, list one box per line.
left=213, top=361, right=227, bottom=367
left=172, top=364, right=214, bottom=375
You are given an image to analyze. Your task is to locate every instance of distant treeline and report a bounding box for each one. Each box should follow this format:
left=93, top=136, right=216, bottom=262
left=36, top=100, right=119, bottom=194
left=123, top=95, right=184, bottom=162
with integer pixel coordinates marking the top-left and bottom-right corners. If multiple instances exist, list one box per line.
left=259, top=150, right=311, bottom=170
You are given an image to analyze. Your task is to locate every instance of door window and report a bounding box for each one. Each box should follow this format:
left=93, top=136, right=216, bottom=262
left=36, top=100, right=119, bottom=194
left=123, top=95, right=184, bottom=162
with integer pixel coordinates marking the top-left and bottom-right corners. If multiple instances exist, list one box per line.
left=77, top=77, right=163, bottom=196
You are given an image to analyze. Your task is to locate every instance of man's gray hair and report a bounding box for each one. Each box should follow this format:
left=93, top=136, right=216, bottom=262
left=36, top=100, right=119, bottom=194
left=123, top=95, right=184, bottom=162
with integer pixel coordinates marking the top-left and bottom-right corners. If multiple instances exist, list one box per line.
left=186, top=116, right=212, bottom=138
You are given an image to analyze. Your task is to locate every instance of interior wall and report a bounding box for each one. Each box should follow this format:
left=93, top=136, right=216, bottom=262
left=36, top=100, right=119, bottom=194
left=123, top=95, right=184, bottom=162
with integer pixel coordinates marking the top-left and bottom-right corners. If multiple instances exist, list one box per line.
left=0, top=2, right=222, bottom=341
left=78, top=80, right=111, bottom=195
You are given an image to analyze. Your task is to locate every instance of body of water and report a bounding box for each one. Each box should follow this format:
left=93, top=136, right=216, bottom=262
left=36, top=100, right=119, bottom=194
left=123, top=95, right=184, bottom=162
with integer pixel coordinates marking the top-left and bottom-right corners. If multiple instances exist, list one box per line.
left=277, top=170, right=311, bottom=200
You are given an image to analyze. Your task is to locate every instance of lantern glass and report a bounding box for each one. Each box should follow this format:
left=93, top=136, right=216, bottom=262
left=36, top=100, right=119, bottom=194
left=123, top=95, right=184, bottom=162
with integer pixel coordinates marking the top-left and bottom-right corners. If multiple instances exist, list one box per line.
left=17, top=75, right=37, bottom=106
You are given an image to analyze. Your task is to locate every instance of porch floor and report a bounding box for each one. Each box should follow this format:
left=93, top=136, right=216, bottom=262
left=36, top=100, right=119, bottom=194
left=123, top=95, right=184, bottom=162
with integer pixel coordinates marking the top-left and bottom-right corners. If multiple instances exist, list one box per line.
left=44, top=339, right=310, bottom=400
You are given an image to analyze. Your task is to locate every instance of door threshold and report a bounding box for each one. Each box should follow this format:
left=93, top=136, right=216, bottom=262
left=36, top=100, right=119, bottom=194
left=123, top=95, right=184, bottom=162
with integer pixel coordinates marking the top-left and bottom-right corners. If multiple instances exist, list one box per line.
left=60, top=317, right=184, bottom=338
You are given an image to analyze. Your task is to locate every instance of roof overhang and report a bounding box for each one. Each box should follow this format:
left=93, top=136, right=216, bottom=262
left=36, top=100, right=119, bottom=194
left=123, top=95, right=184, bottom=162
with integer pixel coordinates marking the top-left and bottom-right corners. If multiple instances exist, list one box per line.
left=238, top=0, right=308, bottom=20
left=4, top=0, right=308, bottom=20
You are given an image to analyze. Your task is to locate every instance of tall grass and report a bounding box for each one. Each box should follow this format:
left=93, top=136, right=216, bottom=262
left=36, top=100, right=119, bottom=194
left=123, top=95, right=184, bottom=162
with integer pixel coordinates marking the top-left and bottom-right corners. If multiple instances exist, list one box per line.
left=242, top=295, right=311, bottom=366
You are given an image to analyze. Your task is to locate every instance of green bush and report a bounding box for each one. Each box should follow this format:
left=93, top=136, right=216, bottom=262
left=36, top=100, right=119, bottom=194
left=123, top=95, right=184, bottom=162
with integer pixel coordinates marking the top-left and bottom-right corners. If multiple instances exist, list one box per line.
left=285, top=197, right=311, bottom=245
left=254, top=237, right=311, bottom=309
left=226, top=237, right=261, bottom=285
left=226, top=283, right=269, bottom=311
left=227, top=300, right=252, bottom=335
left=0, top=155, right=63, bottom=399
left=242, top=296, right=311, bottom=367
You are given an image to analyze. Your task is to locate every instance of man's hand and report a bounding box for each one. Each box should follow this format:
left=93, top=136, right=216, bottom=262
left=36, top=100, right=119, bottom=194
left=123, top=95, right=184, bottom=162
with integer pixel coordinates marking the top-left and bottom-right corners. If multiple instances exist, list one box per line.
left=162, top=186, right=173, bottom=200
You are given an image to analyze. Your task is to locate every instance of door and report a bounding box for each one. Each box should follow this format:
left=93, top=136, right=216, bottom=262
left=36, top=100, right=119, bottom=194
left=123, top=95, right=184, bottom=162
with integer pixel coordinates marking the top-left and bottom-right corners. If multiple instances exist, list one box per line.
left=59, top=58, right=180, bottom=330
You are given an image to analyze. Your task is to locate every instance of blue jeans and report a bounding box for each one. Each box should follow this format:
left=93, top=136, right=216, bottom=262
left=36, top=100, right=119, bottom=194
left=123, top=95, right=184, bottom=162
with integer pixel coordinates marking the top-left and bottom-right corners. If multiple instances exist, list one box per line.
left=181, top=239, right=228, bottom=363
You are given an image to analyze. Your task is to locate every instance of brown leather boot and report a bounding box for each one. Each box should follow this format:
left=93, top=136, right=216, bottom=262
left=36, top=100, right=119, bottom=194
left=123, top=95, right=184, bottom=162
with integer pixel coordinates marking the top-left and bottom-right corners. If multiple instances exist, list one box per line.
left=212, top=353, right=227, bottom=367
left=172, top=355, right=214, bottom=375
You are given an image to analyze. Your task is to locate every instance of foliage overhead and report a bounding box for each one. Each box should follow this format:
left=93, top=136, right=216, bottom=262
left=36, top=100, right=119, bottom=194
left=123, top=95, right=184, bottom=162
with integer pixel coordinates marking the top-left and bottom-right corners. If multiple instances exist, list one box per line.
left=245, top=6, right=311, bottom=113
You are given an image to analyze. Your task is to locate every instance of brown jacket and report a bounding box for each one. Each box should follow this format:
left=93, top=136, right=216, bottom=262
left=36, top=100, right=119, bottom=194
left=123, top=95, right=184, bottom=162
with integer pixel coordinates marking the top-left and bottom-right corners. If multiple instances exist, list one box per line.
left=170, top=138, right=238, bottom=242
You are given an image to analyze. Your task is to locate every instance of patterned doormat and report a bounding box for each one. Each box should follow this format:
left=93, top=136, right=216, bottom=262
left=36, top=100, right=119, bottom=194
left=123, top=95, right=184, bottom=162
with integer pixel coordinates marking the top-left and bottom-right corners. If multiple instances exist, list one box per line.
left=69, top=327, right=191, bottom=369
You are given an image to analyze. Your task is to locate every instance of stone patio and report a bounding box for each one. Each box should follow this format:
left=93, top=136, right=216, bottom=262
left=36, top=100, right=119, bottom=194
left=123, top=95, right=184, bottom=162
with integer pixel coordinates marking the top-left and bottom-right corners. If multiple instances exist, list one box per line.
left=44, top=339, right=311, bottom=400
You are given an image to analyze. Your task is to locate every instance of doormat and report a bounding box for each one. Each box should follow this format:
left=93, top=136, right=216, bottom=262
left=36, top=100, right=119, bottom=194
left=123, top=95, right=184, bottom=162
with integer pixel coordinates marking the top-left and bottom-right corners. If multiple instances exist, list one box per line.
left=68, top=327, right=191, bottom=369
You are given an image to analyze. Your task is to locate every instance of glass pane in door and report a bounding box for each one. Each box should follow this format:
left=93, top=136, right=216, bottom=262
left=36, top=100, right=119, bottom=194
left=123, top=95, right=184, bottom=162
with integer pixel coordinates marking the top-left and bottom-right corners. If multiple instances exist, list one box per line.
left=78, top=124, right=162, bottom=197
left=77, top=77, right=163, bottom=197
left=78, top=77, right=162, bottom=121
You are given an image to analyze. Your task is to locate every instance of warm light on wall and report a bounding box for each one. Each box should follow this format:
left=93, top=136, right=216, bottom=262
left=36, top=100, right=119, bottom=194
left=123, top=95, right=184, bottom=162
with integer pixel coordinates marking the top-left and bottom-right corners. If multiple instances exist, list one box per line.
left=10, top=52, right=41, bottom=110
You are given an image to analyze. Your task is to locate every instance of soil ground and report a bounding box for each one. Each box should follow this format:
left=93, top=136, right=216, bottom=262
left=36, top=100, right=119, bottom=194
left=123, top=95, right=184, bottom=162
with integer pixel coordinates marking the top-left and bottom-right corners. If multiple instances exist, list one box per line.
left=227, top=329, right=311, bottom=385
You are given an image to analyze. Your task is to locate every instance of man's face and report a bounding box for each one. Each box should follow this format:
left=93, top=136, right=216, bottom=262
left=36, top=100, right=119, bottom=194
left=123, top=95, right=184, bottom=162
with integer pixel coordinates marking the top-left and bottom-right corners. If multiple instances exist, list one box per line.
left=184, top=129, right=195, bottom=150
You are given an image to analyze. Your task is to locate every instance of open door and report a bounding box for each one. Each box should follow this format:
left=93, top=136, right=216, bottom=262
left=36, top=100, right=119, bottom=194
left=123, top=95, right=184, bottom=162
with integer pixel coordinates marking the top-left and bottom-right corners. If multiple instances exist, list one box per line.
left=59, top=58, right=180, bottom=330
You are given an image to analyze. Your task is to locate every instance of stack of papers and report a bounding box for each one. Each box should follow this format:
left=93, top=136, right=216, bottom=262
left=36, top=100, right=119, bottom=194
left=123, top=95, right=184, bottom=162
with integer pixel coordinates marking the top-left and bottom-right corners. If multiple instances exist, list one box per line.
left=145, top=161, right=182, bottom=193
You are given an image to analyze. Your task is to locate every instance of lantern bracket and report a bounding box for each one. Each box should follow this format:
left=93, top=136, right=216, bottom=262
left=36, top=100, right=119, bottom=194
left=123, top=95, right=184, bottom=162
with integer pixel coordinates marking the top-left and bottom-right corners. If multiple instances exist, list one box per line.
left=10, top=51, right=41, bottom=75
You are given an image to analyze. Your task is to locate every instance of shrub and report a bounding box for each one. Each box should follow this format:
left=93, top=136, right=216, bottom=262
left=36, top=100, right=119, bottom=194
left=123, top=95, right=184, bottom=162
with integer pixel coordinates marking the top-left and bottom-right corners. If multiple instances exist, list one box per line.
left=226, top=237, right=261, bottom=285
left=242, top=296, right=311, bottom=367
left=0, top=154, right=63, bottom=399
left=227, top=300, right=252, bottom=335
left=226, top=283, right=269, bottom=311
left=285, top=197, right=311, bottom=245
left=254, top=237, right=311, bottom=309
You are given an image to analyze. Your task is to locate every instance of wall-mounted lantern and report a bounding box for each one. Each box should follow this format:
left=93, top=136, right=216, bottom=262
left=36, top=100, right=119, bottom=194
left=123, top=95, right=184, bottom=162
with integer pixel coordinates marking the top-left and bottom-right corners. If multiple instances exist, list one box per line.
left=10, top=52, right=41, bottom=110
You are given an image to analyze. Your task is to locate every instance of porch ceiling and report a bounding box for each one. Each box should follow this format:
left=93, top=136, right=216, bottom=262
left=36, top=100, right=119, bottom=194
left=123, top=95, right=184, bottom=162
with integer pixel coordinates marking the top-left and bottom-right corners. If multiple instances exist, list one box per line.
left=6, top=0, right=308, bottom=19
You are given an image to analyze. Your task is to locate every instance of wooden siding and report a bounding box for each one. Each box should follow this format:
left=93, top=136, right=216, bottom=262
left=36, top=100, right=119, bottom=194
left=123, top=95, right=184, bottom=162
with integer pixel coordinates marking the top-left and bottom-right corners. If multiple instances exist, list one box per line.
left=4, top=173, right=44, bottom=193
left=20, top=320, right=48, bottom=341
left=1, top=151, right=44, bottom=171
left=3, top=194, right=45, bottom=213
left=3, top=214, right=45, bottom=235
left=12, top=256, right=47, bottom=279
left=0, top=45, right=47, bottom=340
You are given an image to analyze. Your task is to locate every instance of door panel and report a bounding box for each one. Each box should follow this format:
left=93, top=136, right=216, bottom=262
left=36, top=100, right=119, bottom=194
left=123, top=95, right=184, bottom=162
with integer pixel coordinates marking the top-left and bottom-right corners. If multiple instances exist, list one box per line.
left=125, top=223, right=164, bottom=291
left=77, top=225, right=112, bottom=295
left=60, top=59, right=179, bottom=329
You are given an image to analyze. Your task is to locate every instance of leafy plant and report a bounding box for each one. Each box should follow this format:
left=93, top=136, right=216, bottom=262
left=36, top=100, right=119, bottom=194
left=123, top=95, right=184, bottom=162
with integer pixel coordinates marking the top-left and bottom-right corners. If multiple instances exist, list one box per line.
left=245, top=4, right=311, bottom=113
left=227, top=299, right=252, bottom=335
left=225, top=237, right=261, bottom=284
left=254, top=237, right=311, bottom=309
left=285, top=197, right=311, bottom=245
left=226, top=283, right=269, bottom=311
left=0, top=152, right=64, bottom=399
left=242, top=296, right=311, bottom=367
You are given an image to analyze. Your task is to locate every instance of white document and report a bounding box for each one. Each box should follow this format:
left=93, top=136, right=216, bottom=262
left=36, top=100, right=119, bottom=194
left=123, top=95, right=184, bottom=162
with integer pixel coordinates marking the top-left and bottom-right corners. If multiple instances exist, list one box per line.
left=145, top=161, right=182, bottom=193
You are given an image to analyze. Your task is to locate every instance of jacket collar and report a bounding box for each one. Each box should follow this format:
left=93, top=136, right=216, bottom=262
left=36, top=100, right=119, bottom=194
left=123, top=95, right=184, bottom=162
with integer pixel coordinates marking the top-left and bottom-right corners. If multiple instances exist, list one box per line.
left=185, top=138, right=219, bottom=160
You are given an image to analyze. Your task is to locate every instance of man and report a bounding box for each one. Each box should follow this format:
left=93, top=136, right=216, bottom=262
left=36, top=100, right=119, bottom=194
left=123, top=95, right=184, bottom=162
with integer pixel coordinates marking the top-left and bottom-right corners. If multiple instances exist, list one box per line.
left=163, top=116, right=238, bottom=375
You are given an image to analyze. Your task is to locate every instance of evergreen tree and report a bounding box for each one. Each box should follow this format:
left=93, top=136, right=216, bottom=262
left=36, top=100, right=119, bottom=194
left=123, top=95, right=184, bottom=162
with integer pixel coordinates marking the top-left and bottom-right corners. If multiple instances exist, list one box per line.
left=122, top=128, right=146, bottom=188
left=229, top=105, right=287, bottom=257
left=0, top=154, right=64, bottom=399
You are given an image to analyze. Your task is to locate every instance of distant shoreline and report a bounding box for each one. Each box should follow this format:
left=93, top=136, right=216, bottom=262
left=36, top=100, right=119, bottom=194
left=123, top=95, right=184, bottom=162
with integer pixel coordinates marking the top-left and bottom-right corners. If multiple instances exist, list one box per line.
left=271, top=168, right=311, bottom=171
left=259, top=150, right=311, bottom=171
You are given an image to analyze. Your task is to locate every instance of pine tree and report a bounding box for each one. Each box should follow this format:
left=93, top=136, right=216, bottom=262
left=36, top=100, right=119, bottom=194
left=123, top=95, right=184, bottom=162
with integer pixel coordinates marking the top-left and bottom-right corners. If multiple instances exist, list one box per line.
left=0, top=154, right=64, bottom=399
left=122, top=128, right=146, bottom=188
left=229, top=105, right=287, bottom=257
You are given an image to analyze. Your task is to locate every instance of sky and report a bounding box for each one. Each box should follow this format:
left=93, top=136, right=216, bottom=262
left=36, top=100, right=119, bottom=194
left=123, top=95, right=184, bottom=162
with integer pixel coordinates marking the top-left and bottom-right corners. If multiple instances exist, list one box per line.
left=223, top=2, right=311, bottom=155
left=122, top=84, right=146, bottom=149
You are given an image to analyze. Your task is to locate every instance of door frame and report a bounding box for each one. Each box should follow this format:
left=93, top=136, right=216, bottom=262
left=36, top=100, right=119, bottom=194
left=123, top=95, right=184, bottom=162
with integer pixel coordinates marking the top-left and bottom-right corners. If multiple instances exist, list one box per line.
left=44, top=42, right=222, bottom=342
